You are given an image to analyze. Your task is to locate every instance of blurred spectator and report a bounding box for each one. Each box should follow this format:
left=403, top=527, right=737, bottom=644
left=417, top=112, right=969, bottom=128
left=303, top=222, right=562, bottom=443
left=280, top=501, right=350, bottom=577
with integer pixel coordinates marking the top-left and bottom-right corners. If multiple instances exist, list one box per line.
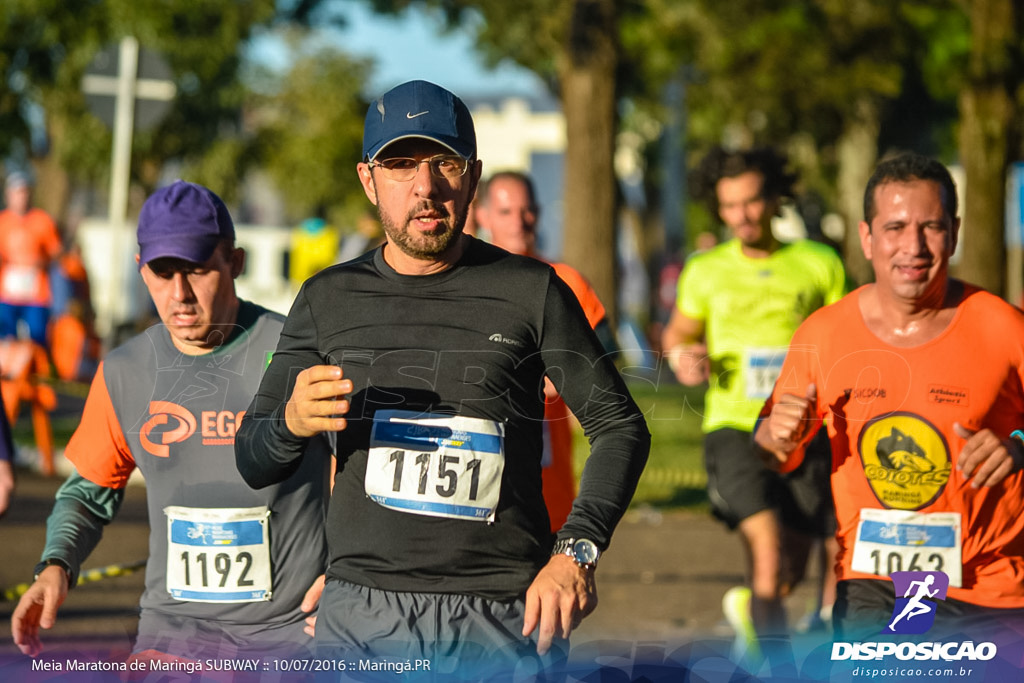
left=0, top=172, right=63, bottom=346
left=695, top=230, right=719, bottom=252
left=49, top=245, right=101, bottom=383
left=289, top=216, right=339, bottom=290
left=335, top=209, right=385, bottom=263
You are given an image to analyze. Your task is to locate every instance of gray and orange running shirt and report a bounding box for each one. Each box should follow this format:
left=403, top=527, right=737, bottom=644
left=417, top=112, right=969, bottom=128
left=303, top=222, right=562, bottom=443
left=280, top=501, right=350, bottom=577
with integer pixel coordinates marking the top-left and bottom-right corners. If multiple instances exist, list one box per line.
left=64, top=301, right=330, bottom=633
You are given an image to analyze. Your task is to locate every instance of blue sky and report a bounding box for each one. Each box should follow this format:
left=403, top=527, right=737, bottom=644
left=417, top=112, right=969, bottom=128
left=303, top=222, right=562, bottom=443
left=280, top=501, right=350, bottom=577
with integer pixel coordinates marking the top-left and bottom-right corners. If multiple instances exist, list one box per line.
left=251, top=3, right=545, bottom=98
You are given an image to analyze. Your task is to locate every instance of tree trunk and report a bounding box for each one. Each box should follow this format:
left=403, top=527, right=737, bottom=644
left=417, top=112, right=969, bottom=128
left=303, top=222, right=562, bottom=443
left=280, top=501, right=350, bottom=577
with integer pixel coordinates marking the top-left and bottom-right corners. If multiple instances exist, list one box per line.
left=836, top=96, right=879, bottom=287
left=954, top=0, right=1016, bottom=296
left=32, top=112, right=73, bottom=231
left=558, top=0, right=620, bottom=325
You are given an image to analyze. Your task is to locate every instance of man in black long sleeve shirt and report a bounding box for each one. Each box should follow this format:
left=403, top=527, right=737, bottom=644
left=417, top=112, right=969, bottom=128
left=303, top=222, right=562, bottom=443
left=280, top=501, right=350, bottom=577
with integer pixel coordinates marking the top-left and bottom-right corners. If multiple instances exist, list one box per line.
left=235, top=80, right=649, bottom=673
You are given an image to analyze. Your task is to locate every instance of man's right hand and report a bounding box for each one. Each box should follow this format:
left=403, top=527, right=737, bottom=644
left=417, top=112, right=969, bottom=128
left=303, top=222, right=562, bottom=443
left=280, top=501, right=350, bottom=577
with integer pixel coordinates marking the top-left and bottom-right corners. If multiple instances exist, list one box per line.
left=756, top=384, right=818, bottom=468
left=12, top=565, right=70, bottom=657
left=522, top=554, right=597, bottom=655
left=666, top=343, right=710, bottom=386
left=284, top=365, right=353, bottom=438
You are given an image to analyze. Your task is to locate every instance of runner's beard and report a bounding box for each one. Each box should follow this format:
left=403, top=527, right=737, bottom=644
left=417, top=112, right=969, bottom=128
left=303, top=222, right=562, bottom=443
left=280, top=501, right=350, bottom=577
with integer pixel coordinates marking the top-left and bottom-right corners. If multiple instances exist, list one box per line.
left=379, top=201, right=466, bottom=260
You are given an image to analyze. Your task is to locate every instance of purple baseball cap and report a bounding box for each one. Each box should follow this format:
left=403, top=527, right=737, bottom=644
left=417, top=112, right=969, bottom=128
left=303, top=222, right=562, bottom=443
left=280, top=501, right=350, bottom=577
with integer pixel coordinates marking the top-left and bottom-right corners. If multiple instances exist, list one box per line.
left=362, top=80, right=476, bottom=161
left=137, top=180, right=235, bottom=267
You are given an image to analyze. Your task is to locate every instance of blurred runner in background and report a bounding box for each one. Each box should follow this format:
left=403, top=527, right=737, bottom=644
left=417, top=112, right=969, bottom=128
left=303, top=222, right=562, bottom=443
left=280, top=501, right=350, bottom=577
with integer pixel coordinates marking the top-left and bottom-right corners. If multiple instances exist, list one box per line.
left=476, top=170, right=618, bottom=531
left=0, top=171, right=63, bottom=347
left=662, top=146, right=846, bottom=654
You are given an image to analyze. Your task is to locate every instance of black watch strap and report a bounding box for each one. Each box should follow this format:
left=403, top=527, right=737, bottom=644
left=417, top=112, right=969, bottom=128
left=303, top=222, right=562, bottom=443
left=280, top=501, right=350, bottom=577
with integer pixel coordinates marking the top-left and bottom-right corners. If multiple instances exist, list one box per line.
left=33, top=558, right=74, bottom=588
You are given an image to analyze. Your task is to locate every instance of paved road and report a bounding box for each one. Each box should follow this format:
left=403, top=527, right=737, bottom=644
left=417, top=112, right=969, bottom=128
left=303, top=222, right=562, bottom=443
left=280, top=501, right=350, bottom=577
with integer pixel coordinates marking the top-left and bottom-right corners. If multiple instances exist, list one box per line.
left=0, top=467, right=147, bottom=661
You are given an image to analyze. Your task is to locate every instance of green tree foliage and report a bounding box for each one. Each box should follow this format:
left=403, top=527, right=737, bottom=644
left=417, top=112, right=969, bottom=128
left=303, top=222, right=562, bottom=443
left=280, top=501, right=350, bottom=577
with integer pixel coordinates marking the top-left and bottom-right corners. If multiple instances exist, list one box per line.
left=351, top=1, right=958, bottom=298
left=244, top=41, right=371, bottom=226
left=0, top=0, right=278, bottom=219
left=378, top=0, right=1022, bottom=299
left=638, top=0, right=917, bottom=285
left=358, top=0, right=628, bottom=321
left=0, top=0, right=117, bottom=217
left=127, top=0, right=278, bottom=197
left=317, top=0, right=1024, bottom=299
left=622, top=0, right=1020, bottom=294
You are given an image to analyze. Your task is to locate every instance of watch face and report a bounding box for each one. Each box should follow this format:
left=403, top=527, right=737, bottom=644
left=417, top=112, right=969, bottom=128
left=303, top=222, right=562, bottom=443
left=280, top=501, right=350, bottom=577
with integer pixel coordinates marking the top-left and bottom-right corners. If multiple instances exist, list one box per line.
left=572, top=539, right=599, bottom=565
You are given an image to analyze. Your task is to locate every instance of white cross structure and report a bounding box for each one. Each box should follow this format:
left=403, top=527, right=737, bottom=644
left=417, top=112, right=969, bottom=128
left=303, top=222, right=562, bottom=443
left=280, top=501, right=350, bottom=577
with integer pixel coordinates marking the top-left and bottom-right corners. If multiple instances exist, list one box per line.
left=81, top=37, right=176, bottom=331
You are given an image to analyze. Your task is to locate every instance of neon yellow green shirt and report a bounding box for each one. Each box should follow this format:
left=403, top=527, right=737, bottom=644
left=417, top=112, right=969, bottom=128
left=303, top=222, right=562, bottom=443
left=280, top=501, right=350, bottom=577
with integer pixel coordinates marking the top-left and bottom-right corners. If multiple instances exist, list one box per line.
left=677, top=238, right=847, bottom=432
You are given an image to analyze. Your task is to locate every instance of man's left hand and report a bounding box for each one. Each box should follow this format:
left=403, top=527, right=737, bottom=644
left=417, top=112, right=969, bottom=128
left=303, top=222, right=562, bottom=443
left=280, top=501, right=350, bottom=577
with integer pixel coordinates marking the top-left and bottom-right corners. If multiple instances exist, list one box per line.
left=955, top=423, right=1024, bottom=488
left=300, top=574, right=325, bottom=638
left=0, top=459, right=13, bottom=519
left=522, top=554, right=597, bottom=655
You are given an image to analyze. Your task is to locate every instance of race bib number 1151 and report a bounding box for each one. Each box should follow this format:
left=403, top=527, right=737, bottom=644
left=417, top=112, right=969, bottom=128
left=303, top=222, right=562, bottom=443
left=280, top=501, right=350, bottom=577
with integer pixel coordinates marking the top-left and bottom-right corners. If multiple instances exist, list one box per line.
left=366, top=410, right=505, bottom=522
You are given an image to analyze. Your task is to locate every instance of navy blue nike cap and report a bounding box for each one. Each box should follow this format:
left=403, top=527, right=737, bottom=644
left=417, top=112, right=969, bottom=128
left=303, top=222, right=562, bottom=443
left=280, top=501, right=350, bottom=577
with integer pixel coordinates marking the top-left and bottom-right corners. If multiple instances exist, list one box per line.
left=362, top=80, right=476, bottom=161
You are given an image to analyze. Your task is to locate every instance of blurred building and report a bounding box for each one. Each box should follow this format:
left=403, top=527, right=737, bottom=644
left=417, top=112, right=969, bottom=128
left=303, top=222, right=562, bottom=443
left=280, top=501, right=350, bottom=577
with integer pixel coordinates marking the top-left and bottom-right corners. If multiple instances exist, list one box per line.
left=469, top=93, right=566, bottom=259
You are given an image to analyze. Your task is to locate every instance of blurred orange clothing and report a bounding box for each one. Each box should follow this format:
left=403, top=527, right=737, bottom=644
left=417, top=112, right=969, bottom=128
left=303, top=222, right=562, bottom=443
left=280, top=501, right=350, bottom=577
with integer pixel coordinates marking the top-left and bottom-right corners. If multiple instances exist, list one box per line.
left=542, top=260, right=607, bottom=531
left=58, top=250, right=92, bottom=299
left=51, top=314, right=101, bottom=383
left=0, top=207, right=62, bottom=306
left=0, top=338, right=57, bottom=474
left=50, top=248, right=100, bottom=382
left=550, top=262, right=606, bottom=330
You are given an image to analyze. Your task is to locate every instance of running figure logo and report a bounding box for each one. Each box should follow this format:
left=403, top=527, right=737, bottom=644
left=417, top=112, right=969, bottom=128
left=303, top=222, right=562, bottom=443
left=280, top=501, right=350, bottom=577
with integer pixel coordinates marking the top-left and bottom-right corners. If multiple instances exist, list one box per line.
left=883, top=570, right=949, bottom=634
left=186, top=524, right=209, bottom=544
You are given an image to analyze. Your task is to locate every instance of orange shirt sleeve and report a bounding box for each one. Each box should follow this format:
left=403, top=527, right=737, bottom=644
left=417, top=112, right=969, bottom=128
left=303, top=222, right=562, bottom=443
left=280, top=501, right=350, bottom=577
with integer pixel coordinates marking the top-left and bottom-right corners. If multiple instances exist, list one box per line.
left=550, top=262, right=607, bottom=330
left=64, top=361, right=136, bottom=488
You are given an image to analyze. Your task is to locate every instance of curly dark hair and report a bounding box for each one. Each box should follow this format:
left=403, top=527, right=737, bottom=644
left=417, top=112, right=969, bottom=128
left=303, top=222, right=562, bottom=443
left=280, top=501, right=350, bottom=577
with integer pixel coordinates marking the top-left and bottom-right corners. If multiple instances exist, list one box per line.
left=690, top=146, right=797, bottom=216
left=862, top=153, right=958, bottom=227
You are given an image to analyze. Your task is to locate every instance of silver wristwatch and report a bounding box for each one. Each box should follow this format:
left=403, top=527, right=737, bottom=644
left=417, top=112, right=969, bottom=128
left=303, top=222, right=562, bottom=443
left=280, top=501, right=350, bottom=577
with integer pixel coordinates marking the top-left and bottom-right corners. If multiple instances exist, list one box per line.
left=551, top=537, right=601, bottom=569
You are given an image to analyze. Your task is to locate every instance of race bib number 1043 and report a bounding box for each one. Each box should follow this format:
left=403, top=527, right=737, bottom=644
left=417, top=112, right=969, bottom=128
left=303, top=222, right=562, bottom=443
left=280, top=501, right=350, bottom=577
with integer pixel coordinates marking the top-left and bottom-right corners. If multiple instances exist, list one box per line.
left=366, top=410, right=506, bottom=522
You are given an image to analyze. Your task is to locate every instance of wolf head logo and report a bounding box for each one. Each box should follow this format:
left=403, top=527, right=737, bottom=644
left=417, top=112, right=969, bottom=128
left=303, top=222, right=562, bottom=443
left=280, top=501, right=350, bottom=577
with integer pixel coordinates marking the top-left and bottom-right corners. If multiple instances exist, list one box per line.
left=876, top=427, right=934, bottom=477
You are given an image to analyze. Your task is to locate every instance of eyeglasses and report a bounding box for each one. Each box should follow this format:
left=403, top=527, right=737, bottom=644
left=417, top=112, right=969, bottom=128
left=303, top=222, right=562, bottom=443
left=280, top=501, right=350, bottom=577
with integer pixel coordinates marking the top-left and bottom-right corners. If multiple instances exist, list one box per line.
left=368, top=154, right=470, bottom=182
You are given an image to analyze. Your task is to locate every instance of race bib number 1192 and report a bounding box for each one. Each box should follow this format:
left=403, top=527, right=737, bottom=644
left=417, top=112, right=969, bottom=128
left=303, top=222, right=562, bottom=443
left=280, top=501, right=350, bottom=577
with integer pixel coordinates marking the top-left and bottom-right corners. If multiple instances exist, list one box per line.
left=164, top=506, right=272, bottom=602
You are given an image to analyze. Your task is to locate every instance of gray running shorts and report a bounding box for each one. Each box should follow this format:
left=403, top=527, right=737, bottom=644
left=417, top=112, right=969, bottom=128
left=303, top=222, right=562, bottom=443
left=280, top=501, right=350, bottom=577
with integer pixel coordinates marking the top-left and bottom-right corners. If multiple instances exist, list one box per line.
left=133, top=607, right=313, bottom=660
left=314, top=578, right=567, bottom=681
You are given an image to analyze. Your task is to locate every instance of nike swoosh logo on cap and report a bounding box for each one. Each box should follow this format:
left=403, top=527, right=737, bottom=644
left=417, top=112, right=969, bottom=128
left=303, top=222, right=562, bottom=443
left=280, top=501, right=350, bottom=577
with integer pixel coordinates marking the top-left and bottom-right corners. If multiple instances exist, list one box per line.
left=406, top=111, right=429, bottom=119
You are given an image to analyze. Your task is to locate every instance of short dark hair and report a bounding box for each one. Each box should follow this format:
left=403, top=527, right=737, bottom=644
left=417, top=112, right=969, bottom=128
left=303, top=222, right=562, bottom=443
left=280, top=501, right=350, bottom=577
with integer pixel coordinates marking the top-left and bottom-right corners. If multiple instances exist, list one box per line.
left=478, top=171, right=538, bottom=210
left=863, top=153, right=958, bottom=227
left=215, top=237, right=237, bottom=255
left=691, top=146, right=796, bottom=215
